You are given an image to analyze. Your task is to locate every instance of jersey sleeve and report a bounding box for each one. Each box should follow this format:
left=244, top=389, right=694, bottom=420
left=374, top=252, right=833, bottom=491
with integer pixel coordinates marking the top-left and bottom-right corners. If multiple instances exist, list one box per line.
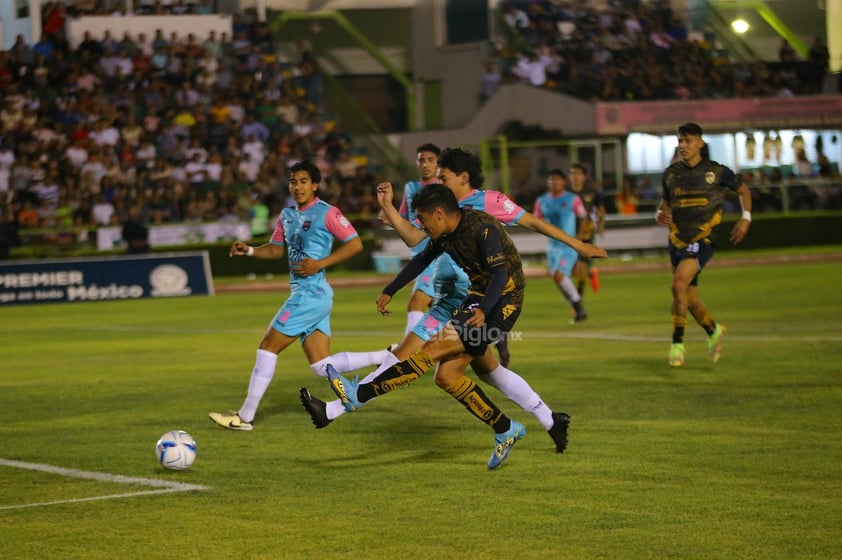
left=720, top=165, right=740, bottom=191
left=325, top=206, right=359, bottom=242
left=573, top=195, right=587, bottom=218
left=270, top=213, right=285, bottom=245
left=484, top=191, right=526, bottom=225
left=533, top=198, right=544, bottom=220
left=398, top=182, right=412, bottom=219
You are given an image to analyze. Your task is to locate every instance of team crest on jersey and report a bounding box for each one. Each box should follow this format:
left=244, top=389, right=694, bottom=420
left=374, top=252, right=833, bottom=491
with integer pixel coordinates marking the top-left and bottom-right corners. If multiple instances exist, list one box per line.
left=705, top=172, right=715, bottom=184
left=503, top=200, right=515, bottom=214
left=302, top=220, right=312, bottom=231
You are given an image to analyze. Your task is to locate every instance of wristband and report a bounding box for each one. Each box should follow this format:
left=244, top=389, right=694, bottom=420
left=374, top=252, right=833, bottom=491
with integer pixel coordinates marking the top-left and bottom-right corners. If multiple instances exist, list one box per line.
left=246, top=246, right=254, bottom=256
left=741, top=210, right=752, bottom=222
left=655, top=209, right=663, bottom=221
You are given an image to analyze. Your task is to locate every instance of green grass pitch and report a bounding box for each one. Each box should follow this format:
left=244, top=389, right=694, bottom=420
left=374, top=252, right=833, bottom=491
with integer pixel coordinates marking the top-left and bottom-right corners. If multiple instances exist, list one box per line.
left=1, top=249, right=841, bottom=559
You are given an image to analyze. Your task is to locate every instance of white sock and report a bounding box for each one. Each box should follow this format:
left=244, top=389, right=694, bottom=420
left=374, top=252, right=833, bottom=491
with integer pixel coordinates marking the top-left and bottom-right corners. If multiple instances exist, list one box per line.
left=481, top=365, right=555, bottom=430
left=405, top=311, right=425, bottom=337
left=359, top=351, right=399, bottom=383
left=238, top=349, right=278, bottom=423
left=559, top=276, right=581, bottom=303
left=309, top=357, right=331, bottom=378
left=329, top=350, right=391, bottom=373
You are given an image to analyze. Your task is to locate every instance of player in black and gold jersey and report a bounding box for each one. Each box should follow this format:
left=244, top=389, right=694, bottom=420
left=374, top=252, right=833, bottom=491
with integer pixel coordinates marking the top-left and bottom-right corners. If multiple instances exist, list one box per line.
left=569, top=163, right=605, bottom=321
left=656, top=122, right=752, bottom=366
left=327, top=183, right=532, bottom=469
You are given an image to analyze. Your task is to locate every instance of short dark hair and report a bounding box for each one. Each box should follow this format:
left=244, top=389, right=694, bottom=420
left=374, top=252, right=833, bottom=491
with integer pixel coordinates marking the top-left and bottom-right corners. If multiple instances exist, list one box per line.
left=678, top=122, right=703, bottom=137
left=416, top=143, right=441, bottom=156
left=411, top=183, right=460, bottom=214
left=438, top=147, right=485, bottom=188
left=288, top=160, right=321, bottom=184
left=549, top=168, right=567, bottom=179
left=571, top=163, right=587, bottom=175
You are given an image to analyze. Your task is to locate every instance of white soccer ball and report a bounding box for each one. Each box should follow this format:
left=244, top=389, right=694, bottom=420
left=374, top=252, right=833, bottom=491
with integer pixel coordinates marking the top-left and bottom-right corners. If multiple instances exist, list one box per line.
left=155, top=430, right=197, bottom=470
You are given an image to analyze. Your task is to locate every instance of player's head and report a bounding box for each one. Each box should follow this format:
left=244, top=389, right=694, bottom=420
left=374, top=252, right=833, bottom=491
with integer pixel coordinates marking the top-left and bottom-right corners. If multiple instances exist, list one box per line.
left=438, top=147, right=485, bottom=191
left=287, top=160, right=321, bottom=206
left=410, top=183, right=460, bottom=239
left=416, top=143, right=440, bottom=181
left=547, top=168, right=567, bottom=194
left=677, top=122, right=706, bottom=165
left=569, top=163, right=587, bottom=191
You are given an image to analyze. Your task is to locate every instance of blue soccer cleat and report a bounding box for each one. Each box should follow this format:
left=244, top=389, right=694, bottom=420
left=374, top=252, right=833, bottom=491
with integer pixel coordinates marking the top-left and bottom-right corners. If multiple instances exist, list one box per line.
left=488, top=420, right=526, bottom=470
left=326, top=364, right=363, bottom=412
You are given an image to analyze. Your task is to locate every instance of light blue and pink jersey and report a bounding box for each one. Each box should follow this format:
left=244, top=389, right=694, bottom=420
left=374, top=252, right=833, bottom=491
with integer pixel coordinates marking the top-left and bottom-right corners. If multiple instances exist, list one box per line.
left=533, top=191, right=584, bottom=276
left=269, top=198, right=358, bottom=340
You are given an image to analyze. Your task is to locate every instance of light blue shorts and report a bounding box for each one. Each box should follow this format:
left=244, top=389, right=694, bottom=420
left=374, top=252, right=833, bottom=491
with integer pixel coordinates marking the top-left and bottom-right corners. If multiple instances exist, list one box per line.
left=411, top=258, right=439, bottom=298
left=548, top=245, right=578, bottom=278
left=411, top=255, right=470, bottom=341
left=271, top=289, right=333, bottom=342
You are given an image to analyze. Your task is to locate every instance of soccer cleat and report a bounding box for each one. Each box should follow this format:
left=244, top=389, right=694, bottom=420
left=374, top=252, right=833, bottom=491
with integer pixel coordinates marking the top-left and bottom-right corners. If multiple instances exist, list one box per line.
left=326, top=364, right=363, bottom=412
left=488, top=420, right=527, bottom=470
left=209, top=411, right=253, bottom=431
left=570, top=310, right=588, bottom=324
left=669, top=343, right=685, bottom=367
left=386, top=343, right=399, bottom=353
left=547, top=412, right=571, bottom=453
left=708, top=324, right=726, bottom=363
left=299, top=387, right=332, bottom=429
left=589, top=267, right=600, bottom=292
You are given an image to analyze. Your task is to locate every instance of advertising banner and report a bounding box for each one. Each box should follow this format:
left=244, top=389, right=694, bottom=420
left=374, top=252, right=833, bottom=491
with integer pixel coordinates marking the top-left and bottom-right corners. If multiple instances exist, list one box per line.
left=0, top=252, right=214, bottom=306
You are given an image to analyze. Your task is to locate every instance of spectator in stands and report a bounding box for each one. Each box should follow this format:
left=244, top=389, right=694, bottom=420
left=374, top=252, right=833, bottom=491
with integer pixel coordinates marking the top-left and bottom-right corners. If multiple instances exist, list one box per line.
left=122, top=204, right=150, bottom=253
left=0, top=203, right=20, bottom=259
left=615, top=176, right=639, bottom=215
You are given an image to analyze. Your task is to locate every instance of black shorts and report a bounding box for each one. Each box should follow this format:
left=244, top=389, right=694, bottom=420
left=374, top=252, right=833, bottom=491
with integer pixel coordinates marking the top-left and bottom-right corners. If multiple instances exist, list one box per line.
left=669, top=239, right=714, bottom=287
left=450, top=293, right=522, bottom=357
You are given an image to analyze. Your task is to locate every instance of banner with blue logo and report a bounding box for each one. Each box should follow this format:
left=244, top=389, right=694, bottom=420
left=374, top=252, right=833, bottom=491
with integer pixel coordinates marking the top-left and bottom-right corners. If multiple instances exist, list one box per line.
left=0, top=252, right=214, bottom=306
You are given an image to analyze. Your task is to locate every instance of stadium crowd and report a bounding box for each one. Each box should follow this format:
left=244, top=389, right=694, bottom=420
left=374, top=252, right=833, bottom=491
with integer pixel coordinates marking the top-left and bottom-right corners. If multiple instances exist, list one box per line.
left=490, top=0, right=831, bottom=101
left=0, top=1, right=382, bottom=256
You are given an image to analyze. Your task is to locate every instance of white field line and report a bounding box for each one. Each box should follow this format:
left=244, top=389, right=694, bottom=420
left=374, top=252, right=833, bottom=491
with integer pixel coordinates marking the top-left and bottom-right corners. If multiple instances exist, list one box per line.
left=0, top=458, right=207, bottom=511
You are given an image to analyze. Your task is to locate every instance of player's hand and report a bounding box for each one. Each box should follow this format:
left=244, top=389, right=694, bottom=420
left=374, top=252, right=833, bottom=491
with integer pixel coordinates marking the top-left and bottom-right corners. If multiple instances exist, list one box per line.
left=290, top=257, right=321, bottom=276
left=466, top=306, right=486, bottom=328
left=375, top=293, right=392, bottom=316
left=655, top=209, right=673, bottom=226
left=229, top=240, right=250, bottom=257
left=730, top=220, right=750, bottom=245
left=376, top=182, right=394, bottom=208
left=581, top=244, right=608, bottom=260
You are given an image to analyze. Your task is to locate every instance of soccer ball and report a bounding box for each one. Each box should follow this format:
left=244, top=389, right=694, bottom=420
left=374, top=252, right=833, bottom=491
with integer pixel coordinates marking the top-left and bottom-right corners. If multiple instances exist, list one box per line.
left=155, top=430, right=197, bottom=470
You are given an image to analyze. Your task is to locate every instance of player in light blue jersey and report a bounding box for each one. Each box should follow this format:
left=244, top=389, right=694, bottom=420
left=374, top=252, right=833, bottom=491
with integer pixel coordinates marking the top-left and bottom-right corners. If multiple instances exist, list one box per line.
left=210, top=160, right=363, bottom=431
left=397, top=143, right=441, bottom=337
left=534, top=169, right=588, bottom=323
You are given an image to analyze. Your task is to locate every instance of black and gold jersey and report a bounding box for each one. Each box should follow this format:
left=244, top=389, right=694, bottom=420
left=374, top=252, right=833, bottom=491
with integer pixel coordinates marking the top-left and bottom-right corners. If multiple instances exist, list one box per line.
left=433, top=208, right=525, bottom=306
left=662, top=159, right=741, bottom=248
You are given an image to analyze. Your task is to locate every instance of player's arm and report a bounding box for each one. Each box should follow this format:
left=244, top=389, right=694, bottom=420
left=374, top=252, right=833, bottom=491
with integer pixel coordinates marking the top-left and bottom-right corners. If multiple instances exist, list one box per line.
left=230, top=240, right=285, bottom=260
left=518, top=211, right=607, bottom=259
left=654, top=199, right=672, bottom=225
left=378, top=243, right=442, bottom=315
left=730, top=182, right=752, bottom=245
left=595, top=194, right=607, bottom=235
left=469, top=223, right=511, bottom=327
left=376, top=182, right=427, bottom=247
